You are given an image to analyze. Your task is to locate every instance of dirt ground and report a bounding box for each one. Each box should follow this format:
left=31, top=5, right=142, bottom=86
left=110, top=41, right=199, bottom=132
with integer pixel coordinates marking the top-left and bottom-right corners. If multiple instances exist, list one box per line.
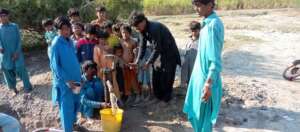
left=1, top=8, right=300, bottom=132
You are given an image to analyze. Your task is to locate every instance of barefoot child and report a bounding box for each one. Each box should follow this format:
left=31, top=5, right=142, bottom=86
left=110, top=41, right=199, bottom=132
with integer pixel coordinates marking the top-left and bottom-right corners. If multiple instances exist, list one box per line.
left=94, top=30, right=121, bottom=100
left=120, top=24, right=140, bottom=104
left=103, top=20, right=120, bottom=48
left=93, top=30, right=113, bottom=77
left=137, top=39, right=153, bottom=102
left=181, top=21, right=200, bottom=88
left=113, top=45, right=126, bottom=101
left=91, top=6, right=107, bottom=27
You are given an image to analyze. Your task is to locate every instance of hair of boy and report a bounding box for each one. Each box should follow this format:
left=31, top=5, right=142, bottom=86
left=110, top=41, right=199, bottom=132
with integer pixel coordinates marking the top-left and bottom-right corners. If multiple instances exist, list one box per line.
left=42, top=18, right=54, bottom=28
left=67, top=8, right=80, bottom=17
left=72, top=22, right=84, bottom=30
left=85, top=24, right=98, bottom=35
left=189, top=21, right=201, bottom=31
left=128, top=10, right=147, bottom=27
left=54, top=16, right=71, bottom=29
left=102, top=20, right=113, bottom=29
left=82, top=60, right=97, bottom=72
left=192, top=0, right=215, bottom=7
left=113, top=44, right=123, bottom=54
left=97, top=29, right=109, bottom=39
left=120, top=24, right=132, bottom=34
left=112, top=23, right=123, bottom=33
left=96, top=6, right=106, bottom=12
left=0, top=8, right=9, bottom=15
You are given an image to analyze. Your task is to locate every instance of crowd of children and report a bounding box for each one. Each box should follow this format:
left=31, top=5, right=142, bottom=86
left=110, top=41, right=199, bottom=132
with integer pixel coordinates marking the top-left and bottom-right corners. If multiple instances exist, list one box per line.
left=0, top=5, right=200, bottom=131
left=42, top=7, right=157, bottom=131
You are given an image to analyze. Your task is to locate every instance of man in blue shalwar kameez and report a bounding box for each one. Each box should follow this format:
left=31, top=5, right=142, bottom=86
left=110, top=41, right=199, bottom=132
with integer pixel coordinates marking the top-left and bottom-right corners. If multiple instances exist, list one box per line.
left=0, top=8, right=32, bottom=95
left=80, top=60, right=107, bottom=120
left=50, top=16, right=82, bottom=132
left=183, top=0, right=224, bottom=132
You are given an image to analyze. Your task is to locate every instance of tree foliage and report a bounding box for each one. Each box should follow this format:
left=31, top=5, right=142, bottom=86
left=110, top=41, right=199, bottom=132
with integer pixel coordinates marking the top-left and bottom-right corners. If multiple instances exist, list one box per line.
left=0, top=0, right=142, bottom=29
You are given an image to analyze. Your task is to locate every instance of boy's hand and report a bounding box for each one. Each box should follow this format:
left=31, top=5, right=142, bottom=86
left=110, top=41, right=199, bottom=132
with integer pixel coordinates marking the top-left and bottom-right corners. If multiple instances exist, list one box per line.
left=0, top=48, right=4, bottom=53
left=100, top=103, right=111, bottom=108
left=12, top=52, right=19, bottom=61
left=128, top=63, right=138, bottom=69
left=67, top=81, right=81, bottom=89
left=202, top=80, right=212, bottom=102
left=143, top=63, right=150, bottom=70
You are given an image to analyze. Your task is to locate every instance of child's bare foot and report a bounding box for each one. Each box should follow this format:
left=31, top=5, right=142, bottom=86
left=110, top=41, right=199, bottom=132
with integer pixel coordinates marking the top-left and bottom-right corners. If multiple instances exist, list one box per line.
left=9, top=88, right=18, bottom=97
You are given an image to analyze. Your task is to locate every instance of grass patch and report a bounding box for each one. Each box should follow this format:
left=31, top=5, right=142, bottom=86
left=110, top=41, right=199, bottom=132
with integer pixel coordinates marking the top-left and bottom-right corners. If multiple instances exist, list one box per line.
left=217, top=0, right=297, bottom=10
left=143, top=0, right=299, bottom=15
left=143, top=0, right=194, bottom=15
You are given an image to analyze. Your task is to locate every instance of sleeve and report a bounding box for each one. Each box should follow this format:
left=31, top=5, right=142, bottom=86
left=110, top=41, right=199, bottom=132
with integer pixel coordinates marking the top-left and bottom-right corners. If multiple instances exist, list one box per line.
left=207, top=21, right=224, bottom=81
left=15, top=24, right=22, bottom=53
left=50, top=44, right=69, bottom=82
left=80, top=94, right=102, bottom=108
left=146, top=28, right=162, bottom=65
left=135, top=35, right=147, bottom=64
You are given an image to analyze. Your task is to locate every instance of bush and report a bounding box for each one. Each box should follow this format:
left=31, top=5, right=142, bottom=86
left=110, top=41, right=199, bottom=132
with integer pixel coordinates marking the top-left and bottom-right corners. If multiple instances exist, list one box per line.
left=0, top=0, right=142, bottom=29
left=143, top=0, right=193, bottom=15
left=21, top=29, right=45, bottom=52
left=1, top=0, right=142, bottom=51
left=0, top=0, right=84, bottom=29
left=2, top=0, right=298, bottom=30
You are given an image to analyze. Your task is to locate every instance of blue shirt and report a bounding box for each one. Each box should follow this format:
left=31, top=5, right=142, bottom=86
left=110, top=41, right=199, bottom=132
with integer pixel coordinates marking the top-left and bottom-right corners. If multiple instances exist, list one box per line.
left=76, top=38, right=97, bottom=63
left=183, top=11, right=224, bottom=127
left=0, top=23, right=25, bottom=70
left=80, top=75, right=105, bottom=108
left=50, top=35, right=81, bottom=96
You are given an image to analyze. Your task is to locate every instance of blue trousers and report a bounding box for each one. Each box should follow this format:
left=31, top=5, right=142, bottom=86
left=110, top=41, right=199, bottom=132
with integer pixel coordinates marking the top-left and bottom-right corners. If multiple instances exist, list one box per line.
left=58, top=86, right=80, bottom=132
left=0, top=113, right=21, bottom=132
left=2, top=66, right=32, bottom=92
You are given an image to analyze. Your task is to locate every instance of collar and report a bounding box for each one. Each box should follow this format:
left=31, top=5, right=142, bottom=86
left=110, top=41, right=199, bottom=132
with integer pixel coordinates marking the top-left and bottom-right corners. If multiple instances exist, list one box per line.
left=58, top=35, right=72, bottom=44
left=202, top=11, right=217, bottom=27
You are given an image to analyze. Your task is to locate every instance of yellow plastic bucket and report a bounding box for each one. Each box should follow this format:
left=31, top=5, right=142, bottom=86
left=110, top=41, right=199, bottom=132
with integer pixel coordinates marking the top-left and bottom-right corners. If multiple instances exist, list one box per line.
left=100, top=108, right=124, bottom=132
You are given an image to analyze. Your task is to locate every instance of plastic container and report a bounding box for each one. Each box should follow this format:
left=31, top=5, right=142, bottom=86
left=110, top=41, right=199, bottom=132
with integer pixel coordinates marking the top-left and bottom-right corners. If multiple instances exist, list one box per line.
left=100, top=108, right=124, bottom=132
